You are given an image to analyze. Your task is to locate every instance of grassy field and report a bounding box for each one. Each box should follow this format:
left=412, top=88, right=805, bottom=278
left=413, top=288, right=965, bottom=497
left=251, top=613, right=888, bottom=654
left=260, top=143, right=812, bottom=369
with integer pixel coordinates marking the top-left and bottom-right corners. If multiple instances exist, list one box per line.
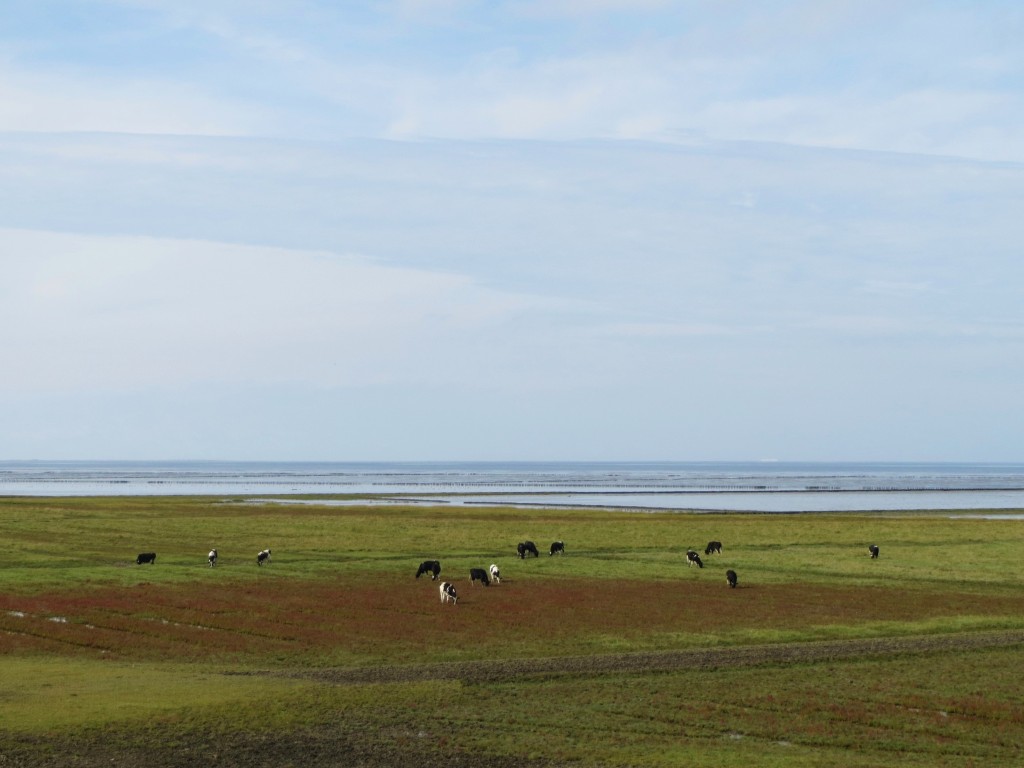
left=1, top=495, right=1022, bottom=766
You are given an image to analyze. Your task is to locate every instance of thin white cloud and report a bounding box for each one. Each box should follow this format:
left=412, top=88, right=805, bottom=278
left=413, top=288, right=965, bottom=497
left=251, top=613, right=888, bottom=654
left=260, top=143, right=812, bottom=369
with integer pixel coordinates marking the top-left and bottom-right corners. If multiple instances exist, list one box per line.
left=2, top=1, right=1020, bottom=162
left=601, top=322, right=747, bottom=339
left=696, top=87, right=1023, bottom=162
left=858, top=280, right=933, bottom=299
left=510, top=0, right=673, bottom=18
left=387, top=0, right=478, bottom=22
left=0, top=65, right=265, bottom=135
left=0, top=229, right=543, bottom=394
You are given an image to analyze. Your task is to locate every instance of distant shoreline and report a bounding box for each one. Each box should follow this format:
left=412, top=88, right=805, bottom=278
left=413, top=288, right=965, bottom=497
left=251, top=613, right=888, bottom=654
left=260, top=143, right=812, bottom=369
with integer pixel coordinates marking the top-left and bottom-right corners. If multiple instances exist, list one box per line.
left=3, top=460, right=1024, bottom=511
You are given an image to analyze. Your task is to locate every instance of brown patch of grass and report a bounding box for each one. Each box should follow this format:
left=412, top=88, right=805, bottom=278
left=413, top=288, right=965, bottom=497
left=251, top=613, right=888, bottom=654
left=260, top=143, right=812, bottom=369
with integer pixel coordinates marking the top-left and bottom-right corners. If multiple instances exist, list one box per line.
left=3, top=575, right=1022, bottom=666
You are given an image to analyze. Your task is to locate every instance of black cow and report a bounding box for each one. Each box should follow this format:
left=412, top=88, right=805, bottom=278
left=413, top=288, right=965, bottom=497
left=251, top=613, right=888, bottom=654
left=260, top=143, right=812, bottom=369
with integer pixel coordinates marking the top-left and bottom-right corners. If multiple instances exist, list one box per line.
left=726, top=569, right=738, bottom=588
left=208, top=549, right=218, bottom=567
left=439, top=581, right=458, bottom=604
left=549, top=540, right=565, bottom=556
left=685, top=550, right=704, bottom=568
left=517, top=541, right=539, bottom=559
left=469, top=567, right=490, bottom=586
left=416, top=560, right=441, bottom=580
left=257, top=549, right=272, bottom=566
left=868, top=544, right=880, bottom=559
left=704, top=541, right=722, bottom=555
left=136, top=552, right=156, bottom=565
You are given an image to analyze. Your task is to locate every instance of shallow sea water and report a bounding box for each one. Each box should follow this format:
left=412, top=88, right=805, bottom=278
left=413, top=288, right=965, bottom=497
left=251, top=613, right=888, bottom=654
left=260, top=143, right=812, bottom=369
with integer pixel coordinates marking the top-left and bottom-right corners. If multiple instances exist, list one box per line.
left=2, top=460, right=1023, bottom=512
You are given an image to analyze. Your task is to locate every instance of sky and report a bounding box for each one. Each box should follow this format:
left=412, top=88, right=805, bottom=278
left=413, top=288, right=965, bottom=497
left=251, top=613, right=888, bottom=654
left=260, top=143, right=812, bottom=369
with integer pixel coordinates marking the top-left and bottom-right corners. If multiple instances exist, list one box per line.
left=1, top=1, right=1023, bottom=462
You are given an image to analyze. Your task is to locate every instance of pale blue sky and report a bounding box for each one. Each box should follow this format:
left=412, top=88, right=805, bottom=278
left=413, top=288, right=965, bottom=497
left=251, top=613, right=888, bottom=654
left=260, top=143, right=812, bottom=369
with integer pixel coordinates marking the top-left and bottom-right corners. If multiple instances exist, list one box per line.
left=1, top=1, right=1022, bottom=461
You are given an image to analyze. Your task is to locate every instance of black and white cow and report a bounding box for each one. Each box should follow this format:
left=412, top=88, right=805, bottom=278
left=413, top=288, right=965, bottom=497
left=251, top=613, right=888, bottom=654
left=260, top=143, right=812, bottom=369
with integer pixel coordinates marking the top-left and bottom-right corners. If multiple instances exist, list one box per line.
left=549, top=540, right=565, bottom=556
left=868, top=544, right=880, bottom=559
left=256, top=549, right=272, bottom=566
left=704, top=541, right=722, bottom=556
left=136, top=552, right=156, bottom=565
left=439, top=581, right=458, bottom=604
left=416, top=560, right=441, bottom=580
left=489, top=563, right=501, bottom=584
left=726, top=569, right=738, bottom=588
left=208, top=549, right=218, bottom=567
left=469, top=567, right=490, bottom=586
left=685, top=550, right=704, bottom=568
left=517, top=541, right=539, bottom=559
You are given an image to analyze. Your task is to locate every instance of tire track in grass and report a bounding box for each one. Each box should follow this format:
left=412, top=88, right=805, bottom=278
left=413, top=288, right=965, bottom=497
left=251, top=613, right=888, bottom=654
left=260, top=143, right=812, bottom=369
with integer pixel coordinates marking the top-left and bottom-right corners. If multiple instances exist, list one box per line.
left=287, top=629, right=1024, bottom=685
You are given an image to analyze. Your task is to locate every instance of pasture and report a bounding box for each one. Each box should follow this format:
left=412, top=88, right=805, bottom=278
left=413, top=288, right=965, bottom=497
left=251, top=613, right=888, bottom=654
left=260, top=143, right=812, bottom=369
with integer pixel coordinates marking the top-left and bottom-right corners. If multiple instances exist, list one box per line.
left=1, top=495, right=1022, bottom=766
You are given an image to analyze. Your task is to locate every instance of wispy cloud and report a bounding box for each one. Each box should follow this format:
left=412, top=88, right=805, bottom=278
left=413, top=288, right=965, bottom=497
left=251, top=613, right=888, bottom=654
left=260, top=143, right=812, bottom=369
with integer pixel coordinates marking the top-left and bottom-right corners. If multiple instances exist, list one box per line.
left=0, top=229, right=547, bottom=394
left=509, top=0, right=674, bottom=19
left=0, top=64, right=265, bottom=135
left=600, top=322, right=750, bottom=339
left=3, top=1, right=1020, bottom=159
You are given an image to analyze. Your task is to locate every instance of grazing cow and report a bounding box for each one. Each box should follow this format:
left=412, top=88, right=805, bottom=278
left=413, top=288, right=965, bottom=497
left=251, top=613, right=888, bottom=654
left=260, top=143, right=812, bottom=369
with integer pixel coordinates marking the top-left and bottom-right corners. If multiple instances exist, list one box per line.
left=469, top=567, right=490, bottom=586
left=489, top=563, right=501, bottom=584
left=726, top=569, right=738, bottom=588
left=685, top=550, right=704, bottom=568
left=549, top=540, right=565, bottom=556
left=208, top=549, right=218, bottom=567
left=868, top=544, right=880, bottom=559
left=517, top=541, right=539, bottom=559
left=439, top=581, right=458, bottom=604
left=416, top=560, right=441, bottom=580
left=704, top=541, right=722, bottom=556
left=136, top=552, right=156, bottom=565
left=256, top=549, right=272, bottom=566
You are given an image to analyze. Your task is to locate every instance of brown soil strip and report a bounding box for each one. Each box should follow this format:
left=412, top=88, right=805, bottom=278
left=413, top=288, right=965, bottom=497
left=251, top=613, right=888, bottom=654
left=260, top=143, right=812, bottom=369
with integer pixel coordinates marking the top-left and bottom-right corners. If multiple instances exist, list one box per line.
left=291, top=629, right=1024, bottom=686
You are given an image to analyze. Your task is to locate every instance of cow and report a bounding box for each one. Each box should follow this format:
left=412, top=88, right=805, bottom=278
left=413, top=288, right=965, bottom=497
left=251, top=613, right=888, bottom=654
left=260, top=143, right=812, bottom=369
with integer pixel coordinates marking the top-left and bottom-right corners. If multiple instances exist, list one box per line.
left=704, top=541, right=722, bottom=556
left=517, top=541, right=539, bottom=559
left=469, top=567, right=490, bottom=586
left=489, top=563, right=501, bottom=584
left=208, top=549, right=218, bottom=567
left=868, top=544, right=880, bottom=559
left=549, top=540, right=565, bottom=556
left=416, top=560, right=441, bottom=580
left=257, top=549, right=272, bottom=566
left=439, top=581, right=458, bottom=604
left=726, top=569, right=738, bottom=588
left=136, top=552, right=156, bottom=565
left=686, top=550, right=704, bottom=568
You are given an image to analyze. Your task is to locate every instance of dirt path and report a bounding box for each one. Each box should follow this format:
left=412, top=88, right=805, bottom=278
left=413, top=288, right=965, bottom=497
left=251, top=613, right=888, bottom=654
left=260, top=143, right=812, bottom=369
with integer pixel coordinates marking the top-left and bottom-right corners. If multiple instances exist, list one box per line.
left=293, top=629, right=1024, bottom=685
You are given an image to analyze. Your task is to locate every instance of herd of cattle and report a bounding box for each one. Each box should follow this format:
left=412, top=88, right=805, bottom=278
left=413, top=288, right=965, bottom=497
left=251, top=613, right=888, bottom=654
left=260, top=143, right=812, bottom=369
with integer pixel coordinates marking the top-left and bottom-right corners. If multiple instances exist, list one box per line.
left=420, top=539, right=564, bottom=604
left=134, top=548, right=271, bottom=567
left=134, top=538, right=880, bottom=604
left=421, top=539, right=883, bottom=605
left=423, top=537, right=740, bottom=605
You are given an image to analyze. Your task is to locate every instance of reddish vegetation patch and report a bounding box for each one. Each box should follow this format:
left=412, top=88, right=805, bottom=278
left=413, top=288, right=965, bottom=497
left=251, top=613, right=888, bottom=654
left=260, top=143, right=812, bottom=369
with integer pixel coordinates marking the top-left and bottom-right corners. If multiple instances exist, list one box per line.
left=2, top=575, right=1022, bottom=664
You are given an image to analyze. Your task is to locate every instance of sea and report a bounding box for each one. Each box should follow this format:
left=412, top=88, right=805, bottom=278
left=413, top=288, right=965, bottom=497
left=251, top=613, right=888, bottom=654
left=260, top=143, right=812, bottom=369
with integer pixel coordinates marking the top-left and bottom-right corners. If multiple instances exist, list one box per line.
left=2, top=460, right=1024, bottom=514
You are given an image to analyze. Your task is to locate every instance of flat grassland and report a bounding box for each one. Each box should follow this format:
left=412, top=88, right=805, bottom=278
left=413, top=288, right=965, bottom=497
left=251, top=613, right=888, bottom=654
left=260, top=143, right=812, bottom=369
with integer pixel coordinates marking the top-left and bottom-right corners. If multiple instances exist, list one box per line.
left=1, top=496, right=1022, bottom=767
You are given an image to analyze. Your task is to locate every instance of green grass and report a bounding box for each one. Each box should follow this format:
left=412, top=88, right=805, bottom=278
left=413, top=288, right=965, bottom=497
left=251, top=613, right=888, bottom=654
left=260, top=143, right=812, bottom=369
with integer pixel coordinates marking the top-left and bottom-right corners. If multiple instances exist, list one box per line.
left=7, top=646, right=1019, bottom=767
left=4, top=496, right=1023, bottom=589
left=0, top=657, right=305, bottom=731
left=1, top=495, right=1023, bottom=766
left=438, top=647, right=1024, bottom=767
